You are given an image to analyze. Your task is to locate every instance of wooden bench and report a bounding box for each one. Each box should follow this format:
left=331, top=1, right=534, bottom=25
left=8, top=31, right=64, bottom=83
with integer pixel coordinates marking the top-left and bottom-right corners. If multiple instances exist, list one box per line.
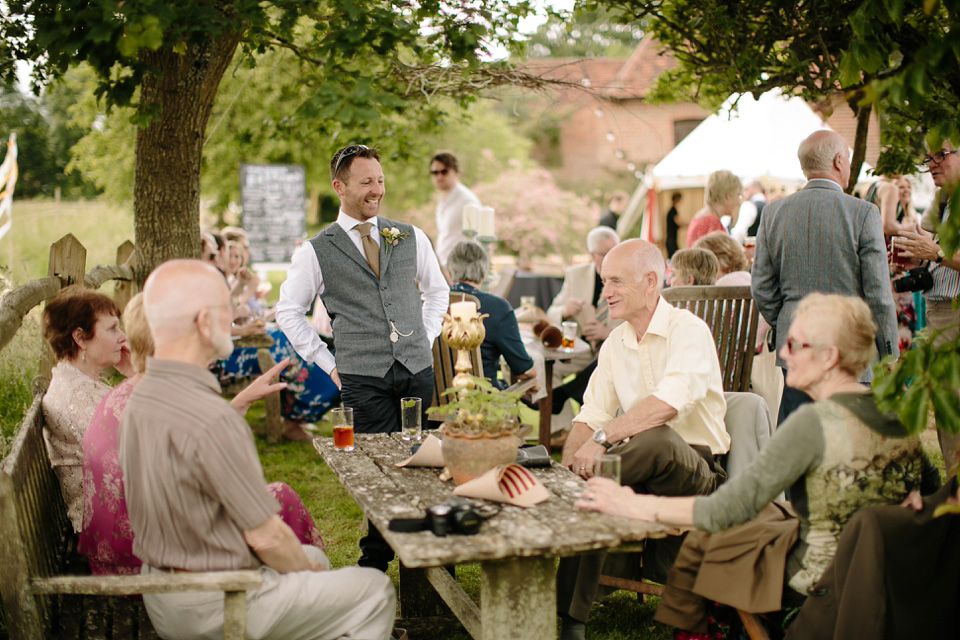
left=0, top=380, right=262, bottom=640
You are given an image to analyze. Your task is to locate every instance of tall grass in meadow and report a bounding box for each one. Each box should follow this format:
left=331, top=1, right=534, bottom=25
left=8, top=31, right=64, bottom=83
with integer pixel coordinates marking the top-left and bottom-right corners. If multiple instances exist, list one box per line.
left=0, top=272, right=41, bottom=457
left=1, top=199, right=134, bottom=285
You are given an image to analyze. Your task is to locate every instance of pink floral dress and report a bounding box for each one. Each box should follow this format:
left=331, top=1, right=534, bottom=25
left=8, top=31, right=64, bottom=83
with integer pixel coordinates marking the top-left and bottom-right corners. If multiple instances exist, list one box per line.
left=79, top=380, right=325, bottom=576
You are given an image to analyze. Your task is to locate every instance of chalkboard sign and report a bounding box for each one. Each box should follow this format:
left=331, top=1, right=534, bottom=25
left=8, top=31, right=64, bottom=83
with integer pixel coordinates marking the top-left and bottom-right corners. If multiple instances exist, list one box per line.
left=240, top=163, right=306, bottom=263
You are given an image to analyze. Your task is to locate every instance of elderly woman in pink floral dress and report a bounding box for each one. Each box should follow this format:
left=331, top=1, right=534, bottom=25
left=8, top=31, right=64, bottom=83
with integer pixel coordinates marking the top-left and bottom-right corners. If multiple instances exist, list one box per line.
left=78, top=294, right=324, bottom=576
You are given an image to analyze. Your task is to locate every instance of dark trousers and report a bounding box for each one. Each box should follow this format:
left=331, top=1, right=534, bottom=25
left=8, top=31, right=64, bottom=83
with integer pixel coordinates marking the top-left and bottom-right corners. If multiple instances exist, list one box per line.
left=552, top=359, right=598, bottom=414
left=340, top=361, right=435, bottom=571
left=777, top=367, right=813, bottom=427
left=556, top=426, right=727, bottom=623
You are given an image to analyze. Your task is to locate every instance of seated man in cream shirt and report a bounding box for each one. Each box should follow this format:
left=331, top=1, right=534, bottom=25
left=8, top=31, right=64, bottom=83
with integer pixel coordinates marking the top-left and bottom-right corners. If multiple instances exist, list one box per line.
left=556, top=239, right=729, bottom=640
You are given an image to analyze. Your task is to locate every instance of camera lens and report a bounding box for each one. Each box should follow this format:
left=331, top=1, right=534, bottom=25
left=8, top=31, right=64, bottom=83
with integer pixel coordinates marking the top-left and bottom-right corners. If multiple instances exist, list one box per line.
left=451, top=506, right=482, bottom=535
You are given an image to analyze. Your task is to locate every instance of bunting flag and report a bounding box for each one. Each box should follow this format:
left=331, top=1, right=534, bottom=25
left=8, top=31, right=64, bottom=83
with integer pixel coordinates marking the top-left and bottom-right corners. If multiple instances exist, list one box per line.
left=0, top=133, right=18, bottom=242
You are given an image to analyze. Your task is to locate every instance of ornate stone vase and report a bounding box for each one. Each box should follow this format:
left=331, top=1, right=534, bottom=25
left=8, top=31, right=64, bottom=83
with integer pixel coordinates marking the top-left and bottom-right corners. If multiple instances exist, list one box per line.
left=440, top=427, right=519, bottom=485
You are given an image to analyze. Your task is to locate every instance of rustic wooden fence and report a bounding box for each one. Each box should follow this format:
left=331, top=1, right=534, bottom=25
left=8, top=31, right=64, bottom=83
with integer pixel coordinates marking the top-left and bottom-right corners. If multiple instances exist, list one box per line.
left=0, top=233, right=136, bottom=385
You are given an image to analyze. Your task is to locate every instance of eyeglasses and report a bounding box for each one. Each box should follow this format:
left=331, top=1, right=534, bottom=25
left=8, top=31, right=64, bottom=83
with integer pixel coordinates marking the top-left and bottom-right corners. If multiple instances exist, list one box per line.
left=786, top=337, right=816, bottom=354
left=333, top=144, right=370, bottom=175
left=921, top=150, right=959, bottom=167
left=430, top=168, right=449, bottom=176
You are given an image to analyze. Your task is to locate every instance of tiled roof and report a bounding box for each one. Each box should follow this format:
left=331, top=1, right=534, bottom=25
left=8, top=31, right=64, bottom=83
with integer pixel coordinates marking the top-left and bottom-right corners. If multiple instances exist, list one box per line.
left=521, top=34, right=677, bottom=99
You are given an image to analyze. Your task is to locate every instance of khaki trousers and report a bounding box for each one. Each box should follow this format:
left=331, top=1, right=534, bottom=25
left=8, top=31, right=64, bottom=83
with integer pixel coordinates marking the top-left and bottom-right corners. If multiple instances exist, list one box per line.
left=556, top=426, right=726, bottom=622
left=143, top=545, right=395, bottom=640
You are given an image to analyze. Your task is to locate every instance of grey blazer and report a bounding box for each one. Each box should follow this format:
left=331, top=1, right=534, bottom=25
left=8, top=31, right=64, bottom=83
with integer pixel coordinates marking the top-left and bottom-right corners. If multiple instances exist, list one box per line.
left=751, top=179, right=899, bottom=378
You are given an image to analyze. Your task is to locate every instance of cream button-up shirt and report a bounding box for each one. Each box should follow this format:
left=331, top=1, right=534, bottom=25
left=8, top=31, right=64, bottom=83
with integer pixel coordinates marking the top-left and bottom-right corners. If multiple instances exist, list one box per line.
left=575, top=296, right=730, bottom=454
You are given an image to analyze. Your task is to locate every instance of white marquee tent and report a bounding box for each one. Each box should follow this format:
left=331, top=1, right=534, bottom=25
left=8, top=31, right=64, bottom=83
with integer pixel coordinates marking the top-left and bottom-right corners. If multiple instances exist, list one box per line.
left=651, top=88, right=871, bottom=189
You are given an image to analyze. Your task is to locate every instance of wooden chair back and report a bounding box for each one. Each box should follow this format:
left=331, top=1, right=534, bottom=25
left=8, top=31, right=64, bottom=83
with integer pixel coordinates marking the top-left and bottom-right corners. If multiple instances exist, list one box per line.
left=661, top=285, right=759, bottom=393
left=430, top=292, right=483, bottom=421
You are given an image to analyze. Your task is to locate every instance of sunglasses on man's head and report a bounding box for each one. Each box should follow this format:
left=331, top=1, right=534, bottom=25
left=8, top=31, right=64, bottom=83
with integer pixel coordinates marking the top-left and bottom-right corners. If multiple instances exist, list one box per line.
left=333, top=144, right=370, bottom=175
left=430, top=168, right=449, bottom=176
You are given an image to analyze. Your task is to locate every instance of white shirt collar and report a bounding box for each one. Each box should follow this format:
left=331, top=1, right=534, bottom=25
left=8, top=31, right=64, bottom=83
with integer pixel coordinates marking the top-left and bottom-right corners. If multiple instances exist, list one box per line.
left=336, top=210, right=379, bottom=233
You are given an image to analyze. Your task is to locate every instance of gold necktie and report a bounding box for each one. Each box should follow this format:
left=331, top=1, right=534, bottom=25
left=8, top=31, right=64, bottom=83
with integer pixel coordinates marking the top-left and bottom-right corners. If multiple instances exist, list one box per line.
left=357, top=222, right=380, bottom=278
left=595, top=298, right=609, bottom=325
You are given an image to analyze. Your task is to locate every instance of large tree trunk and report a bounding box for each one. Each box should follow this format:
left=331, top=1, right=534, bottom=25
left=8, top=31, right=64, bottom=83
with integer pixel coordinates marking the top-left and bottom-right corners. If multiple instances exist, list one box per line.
left=846, top=93, right=871, bottom=194
left=132, top=32, right=241, bottom=284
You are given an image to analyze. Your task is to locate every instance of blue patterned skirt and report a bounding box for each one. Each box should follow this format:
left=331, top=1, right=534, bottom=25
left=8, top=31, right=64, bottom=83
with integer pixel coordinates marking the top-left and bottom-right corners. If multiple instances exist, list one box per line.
left=216, top=328, right=339, bottom=422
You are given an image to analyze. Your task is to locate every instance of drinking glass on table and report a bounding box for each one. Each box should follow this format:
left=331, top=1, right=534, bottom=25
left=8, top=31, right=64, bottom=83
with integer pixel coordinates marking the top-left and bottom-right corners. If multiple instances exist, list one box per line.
left=331, top=407, right=355, bottom=452
left=594, top=454, right=622, bottom=484
left=400, top=397, right=422, bottom=441
left=561, top=321, right=578, bottom=352
left=520, top=295, right=537, bottom=309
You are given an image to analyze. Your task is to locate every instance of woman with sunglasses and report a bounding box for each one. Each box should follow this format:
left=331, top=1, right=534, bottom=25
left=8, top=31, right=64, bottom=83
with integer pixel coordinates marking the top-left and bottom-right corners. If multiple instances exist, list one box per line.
left=577, top=293, right=940, bottom=639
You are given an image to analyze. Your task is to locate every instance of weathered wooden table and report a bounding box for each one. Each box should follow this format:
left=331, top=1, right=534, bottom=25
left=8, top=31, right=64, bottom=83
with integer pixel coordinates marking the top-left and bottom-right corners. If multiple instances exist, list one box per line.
left=314, top=433, right=675, bottom=640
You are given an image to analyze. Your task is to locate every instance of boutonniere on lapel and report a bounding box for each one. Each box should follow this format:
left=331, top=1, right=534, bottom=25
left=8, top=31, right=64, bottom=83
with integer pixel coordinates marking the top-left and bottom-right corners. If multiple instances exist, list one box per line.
left=380, top=227, right=410, bottom=252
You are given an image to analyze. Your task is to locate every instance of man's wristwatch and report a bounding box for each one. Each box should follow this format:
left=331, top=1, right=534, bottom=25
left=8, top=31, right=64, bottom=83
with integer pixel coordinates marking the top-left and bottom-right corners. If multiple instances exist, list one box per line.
left=936, top=247, right=945, bottom=263
left=592, top=428, right=614, bottom=450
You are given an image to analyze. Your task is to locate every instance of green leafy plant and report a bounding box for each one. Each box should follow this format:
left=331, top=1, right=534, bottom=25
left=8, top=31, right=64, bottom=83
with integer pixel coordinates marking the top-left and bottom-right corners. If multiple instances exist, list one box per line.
left=872, top=326, right=960, bottom=435
left=427, top=375, right=523, bottom=438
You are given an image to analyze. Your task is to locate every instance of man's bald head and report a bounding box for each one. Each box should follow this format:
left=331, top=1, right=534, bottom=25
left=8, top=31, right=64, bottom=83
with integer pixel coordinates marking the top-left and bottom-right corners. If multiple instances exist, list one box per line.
left=143, top=259, right=230, bottom=343
left=798, top=130, right=850, bottom=185
left=607, top=238, right=665, bottom=287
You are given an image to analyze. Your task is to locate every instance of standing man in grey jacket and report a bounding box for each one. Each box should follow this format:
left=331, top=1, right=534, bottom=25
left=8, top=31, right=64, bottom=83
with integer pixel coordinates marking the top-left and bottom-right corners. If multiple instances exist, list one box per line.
left=751, top=130, right=898, bottom=424
left=277, top=144, right=449, bottom=569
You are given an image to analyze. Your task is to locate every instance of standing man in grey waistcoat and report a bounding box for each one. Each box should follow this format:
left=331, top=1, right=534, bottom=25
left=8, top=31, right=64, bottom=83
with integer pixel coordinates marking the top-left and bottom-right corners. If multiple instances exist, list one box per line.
left=277, top=144, right=449, bottom=570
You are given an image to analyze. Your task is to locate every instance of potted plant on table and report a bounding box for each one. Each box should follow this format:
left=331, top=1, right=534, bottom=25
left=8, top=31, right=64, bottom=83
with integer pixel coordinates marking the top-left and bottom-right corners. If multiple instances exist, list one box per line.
left=427, top=375, right=524, bottom=485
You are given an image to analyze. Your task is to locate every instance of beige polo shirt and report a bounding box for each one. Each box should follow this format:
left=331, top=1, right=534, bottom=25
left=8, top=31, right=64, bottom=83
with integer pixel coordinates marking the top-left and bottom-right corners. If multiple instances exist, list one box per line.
left=120, top=357, right=279, bottom=571
left=575, top=296, right=730, bottom=454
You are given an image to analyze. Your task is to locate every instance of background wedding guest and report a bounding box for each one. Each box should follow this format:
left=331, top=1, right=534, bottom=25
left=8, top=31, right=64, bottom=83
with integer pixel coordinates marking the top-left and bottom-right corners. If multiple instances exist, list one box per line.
left=431, top=150, right=481, bottom=266
left=686, top=170, right=741, bottom=247
left=448, top=240, right=537, bottom=388
left=667, top=248, right=718, bottom=287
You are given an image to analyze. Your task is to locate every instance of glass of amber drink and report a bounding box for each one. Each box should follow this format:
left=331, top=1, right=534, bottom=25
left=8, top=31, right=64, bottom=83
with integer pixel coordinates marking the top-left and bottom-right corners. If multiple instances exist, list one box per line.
left=331, top=407, right=355, bottom=452
left=560, top=321, right=578, bottom=352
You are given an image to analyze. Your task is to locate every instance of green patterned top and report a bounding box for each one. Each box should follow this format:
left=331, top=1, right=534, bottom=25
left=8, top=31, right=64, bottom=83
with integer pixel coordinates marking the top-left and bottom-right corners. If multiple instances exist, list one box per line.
left=694, top=392, right=940, bottom=594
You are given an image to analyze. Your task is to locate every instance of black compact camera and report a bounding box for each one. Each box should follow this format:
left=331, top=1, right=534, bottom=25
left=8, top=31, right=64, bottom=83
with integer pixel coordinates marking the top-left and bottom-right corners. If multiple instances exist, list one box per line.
left=893, top=267, right=933, bottom=293
left=389, top=497, right=498, bottom=536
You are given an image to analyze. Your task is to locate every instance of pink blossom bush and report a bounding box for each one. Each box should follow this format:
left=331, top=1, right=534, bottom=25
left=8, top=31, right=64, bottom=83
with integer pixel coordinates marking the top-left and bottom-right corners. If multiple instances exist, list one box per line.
left=399, top=165, right=597, bottom=265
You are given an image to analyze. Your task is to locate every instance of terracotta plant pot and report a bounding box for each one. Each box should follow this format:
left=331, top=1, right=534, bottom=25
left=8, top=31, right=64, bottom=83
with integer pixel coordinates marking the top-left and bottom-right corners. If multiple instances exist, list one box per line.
left=441, top=429, right=519, bottom=485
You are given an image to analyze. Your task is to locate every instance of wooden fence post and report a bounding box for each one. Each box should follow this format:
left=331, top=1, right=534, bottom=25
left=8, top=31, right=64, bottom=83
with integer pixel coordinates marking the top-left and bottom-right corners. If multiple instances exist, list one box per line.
left=39, top=234, right=87, bottom=380
left=113, top=240, right=136, bottom=312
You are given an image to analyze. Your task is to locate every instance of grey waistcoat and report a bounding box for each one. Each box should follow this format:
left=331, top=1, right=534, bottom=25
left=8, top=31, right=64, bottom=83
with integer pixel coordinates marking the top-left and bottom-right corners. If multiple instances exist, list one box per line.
left=310, top=217, right=432, bottom=377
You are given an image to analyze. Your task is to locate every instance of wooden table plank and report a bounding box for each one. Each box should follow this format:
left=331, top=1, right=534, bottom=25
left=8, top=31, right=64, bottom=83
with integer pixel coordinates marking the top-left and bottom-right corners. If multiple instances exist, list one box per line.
left=313, top=433, right=675, bottom=569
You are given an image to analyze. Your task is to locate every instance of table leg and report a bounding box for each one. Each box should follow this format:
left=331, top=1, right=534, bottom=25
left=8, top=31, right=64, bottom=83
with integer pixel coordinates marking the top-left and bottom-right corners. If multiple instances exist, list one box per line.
left=255, top=346, right=282, bottom=443
left=398, top=562, right=452, bottom=618
left=480, top=556, right=556, bottom=640
left=538, top=360, right=555, bottom=448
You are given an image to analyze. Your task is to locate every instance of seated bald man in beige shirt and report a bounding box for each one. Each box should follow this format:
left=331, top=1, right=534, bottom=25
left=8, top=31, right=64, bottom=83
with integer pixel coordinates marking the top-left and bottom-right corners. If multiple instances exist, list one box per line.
left=556, top=240, right=729, bottom=640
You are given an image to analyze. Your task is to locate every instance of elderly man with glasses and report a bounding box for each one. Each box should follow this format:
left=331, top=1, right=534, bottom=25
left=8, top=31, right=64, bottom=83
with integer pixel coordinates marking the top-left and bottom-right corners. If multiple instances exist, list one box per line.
left=894, top=138, right=960, bottom=473
left=430, top=150, right=482, bottom=267
left=277, top=144, right=449, bottom=571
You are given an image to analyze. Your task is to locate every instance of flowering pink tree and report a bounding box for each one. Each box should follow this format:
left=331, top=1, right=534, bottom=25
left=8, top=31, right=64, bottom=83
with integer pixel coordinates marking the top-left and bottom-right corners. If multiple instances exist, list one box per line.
left=401, top=163, right=597, bottom=265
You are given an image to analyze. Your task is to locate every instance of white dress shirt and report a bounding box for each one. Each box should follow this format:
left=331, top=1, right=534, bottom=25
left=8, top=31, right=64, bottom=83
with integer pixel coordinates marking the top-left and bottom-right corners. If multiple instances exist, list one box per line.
left=575, top=296, right=730, bottom=454
left=276, top=210, right=449, bottom=373
left=435, top=181, right=481, bottom=265
left=730, top=194, right=767, bottom=244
